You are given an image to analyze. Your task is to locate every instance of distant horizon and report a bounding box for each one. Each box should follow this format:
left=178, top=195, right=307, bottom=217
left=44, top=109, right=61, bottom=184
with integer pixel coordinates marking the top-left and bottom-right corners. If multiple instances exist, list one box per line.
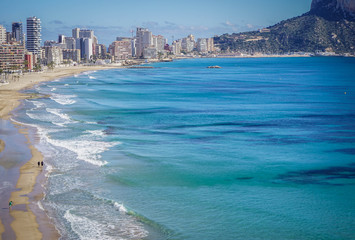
left=1, top=0, right=312, bottom=46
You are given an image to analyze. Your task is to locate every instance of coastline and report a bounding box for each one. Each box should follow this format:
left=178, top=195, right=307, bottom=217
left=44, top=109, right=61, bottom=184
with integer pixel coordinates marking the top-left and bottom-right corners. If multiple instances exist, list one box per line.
left=0, top=65, right=122, bottom=239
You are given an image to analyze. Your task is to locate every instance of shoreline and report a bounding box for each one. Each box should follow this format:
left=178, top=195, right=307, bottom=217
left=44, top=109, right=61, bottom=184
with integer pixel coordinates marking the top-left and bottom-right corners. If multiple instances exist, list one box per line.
left=0, top=64, right=123, bottom=239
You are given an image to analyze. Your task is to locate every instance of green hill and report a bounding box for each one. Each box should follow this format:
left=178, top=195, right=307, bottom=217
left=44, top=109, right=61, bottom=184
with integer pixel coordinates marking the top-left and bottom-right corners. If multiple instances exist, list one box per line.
left=214, top=3, right=355, bottom=55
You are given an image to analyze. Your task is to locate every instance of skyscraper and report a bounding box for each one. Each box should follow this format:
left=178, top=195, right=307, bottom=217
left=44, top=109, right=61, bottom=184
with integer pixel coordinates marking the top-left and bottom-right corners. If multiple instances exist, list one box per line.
left=136, top=27, right=152, bottom=58
left=26, top=17, right=41, bottom=55
left=72, top=28, right=80, bottom=38
left=12, top=22, right=24, bottom=44
left=0, top=25, right=6, bottom=43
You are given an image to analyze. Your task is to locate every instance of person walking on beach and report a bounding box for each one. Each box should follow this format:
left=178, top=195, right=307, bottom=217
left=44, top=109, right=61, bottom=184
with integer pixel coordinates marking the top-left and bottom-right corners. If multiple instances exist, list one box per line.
left=41, top=161, right=44, bottom=166
left=9, top=201, right=13, bottom=210
left=38, top=161, right=40, bottom=167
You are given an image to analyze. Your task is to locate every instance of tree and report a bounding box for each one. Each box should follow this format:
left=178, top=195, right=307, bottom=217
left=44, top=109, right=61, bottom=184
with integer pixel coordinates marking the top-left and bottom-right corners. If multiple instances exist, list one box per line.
left=23, top=60, right=29, bottom=71
left=48, top=61, right=55, bottom=71
left=34, top=58, right=42, bottom=72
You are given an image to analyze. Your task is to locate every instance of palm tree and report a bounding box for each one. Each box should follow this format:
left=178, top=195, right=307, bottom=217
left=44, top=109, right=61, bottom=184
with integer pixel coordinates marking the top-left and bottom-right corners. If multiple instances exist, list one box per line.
left=48, top=61, right=55, bottom=71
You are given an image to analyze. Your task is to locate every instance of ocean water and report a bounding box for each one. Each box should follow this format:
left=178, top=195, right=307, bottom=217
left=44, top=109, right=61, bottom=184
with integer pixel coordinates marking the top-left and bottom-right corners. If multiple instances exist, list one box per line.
left=13, top=57, right=355, bottom=240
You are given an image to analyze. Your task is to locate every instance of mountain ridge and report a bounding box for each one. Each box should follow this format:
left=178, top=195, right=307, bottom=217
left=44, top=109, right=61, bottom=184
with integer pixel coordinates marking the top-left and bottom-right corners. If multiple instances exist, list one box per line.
left=214, top=0, right=355, bottom=55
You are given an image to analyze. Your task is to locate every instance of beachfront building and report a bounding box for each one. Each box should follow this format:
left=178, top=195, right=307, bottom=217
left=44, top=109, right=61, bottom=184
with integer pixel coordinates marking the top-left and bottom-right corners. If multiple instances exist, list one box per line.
left=0, top=43, right=25, bottom=71
left=6, top=32, right=16, bottom=44
left=152, top=35, right=166, bottom=52
left=72, top=28, right=80, bottom=38
left=64, top=37, right=76, bottom=49
left=143, top=46, right=157, bottom=59
left=12, top=22, right=24, bottom=44
left=131, top=38, right=136, bottom=57
left=0, top=25, right=6, bottom=44
left=26, top=17, right=41, bottom=56
left=206, top=38, right=215, bottom=52
left=81, top=38, right=93, bottom=61
left=181, top=34, right=195, bottom=53
left=25, top=52, right=33, bottom=70
left=197, top=38, right=207, bottom=53
left=136, top=27, right=152, bottom=58
left=62, top=49, right=81, bottom=63
left=94, top=44, right=107, bottom=59
left=172, top=40, right=182, bottom=55
left=78, top=29, right=94, bottom=39
left=44, top=46, right=63, bottom=65
left=58, top=34, right=65, bottom=44
left=109, top=40, right=132, bottom=60
left=71, top=28, right=97, bottom=61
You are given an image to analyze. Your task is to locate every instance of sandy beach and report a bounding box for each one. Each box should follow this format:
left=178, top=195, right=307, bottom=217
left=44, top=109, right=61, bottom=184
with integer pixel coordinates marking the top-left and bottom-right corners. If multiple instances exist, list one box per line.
left=0, top=65, right=121, bottom=239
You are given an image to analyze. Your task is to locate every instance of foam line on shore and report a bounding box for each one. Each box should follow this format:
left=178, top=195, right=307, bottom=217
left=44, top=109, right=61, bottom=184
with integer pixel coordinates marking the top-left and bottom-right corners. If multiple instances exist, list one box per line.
left=0, top=65, right=124, bottom=239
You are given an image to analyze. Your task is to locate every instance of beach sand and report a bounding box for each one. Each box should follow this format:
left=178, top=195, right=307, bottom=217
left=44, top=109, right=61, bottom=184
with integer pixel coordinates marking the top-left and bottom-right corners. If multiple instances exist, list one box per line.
left=0, top=65, right=121, bottom=239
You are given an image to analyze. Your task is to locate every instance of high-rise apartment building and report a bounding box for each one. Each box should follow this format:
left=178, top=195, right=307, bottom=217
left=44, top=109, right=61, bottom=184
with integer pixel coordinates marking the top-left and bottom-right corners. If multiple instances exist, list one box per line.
left=0, top=43, right=25, bottom=70
left=26, top=16, right=42, bottom=55
left=109, top=40, right=132, bottom=60
left=136, top=27, right=152, bottom=58
left=64, top=37, right=76, bottom=49
left=72, top=28, right=80, bottom=38
left=44, top=46, right=63, bottom=65
left=172, top=40, right=182, bottom=55
left=206, top=38, right=214, bottom=52
left=6, top=32, right=15, bottom=43
left=58, top=34, right=65, bottom=44
left=94, top=44, right=106, bottom=59
left=79, top=29, right=94, bottom=39
left=62, top=49, right=81, bottom=62
left=197, top=38, right=207, bottom=53
left=12, top=22, right=24, bottom=44
left=152, top=35, right=166, bottom=52
left=181, top=34, right=195, bottom=53
left=81, top=38, right=93, bottom=61
left=0, top=25, right=6, bottom=43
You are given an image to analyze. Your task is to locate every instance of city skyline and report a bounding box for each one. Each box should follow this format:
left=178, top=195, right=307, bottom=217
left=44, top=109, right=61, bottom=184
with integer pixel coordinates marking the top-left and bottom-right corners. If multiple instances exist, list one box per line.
left=1, top=0, right=312, bottom=45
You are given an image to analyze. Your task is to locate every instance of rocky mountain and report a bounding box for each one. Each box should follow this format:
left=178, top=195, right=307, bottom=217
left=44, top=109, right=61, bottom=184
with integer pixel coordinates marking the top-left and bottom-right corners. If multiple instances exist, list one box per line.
left=214, top=0, right=355, bottom=55
left=310, top=0, right=355, bottom=20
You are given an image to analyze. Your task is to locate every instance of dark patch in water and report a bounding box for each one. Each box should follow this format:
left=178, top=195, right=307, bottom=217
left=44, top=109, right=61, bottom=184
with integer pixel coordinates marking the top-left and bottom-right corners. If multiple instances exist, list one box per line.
left=235, top=177, right=253, bottom=180
left=329, top=148, right=355, bottom=155
left=277, top=165, right=355, bottom=186
left=104, top=126, right=117, bottom=135
left=249, top=135, right=310, bottom=145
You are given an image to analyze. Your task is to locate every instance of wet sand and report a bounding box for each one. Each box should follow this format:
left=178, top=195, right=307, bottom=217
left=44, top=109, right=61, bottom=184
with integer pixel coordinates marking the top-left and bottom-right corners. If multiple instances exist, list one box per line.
left=0, top=65, right=122, bottom=239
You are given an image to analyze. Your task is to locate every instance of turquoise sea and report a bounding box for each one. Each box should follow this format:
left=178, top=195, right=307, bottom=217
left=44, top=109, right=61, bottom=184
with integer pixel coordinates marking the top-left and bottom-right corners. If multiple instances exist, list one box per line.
left=13, top=57, right=355, bottom=239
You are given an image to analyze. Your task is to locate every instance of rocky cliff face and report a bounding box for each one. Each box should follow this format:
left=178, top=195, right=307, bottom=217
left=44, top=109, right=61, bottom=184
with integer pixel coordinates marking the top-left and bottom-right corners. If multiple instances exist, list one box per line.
left=310, top=0, right=355, bottom=20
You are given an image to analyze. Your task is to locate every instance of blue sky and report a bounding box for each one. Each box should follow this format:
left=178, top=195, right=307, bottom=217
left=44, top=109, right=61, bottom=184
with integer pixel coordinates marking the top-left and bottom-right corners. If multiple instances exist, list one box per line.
left=1, top=0, right=312, bottom=45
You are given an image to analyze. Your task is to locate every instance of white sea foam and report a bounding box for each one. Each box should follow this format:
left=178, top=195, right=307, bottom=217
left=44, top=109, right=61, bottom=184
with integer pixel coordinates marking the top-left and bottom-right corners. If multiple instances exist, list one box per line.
left=64, top=84, right=69, bottom=86
left=28, top=100, right=46, bottom=109
left=114, top=202, right=128, bottom=213
left=45, top=137, right=119, bottom=167
left=83, top=70, right=97, bottom=75
left=89, top=76, right=96, bottom=79
left=84, top=130, right=106, bottom=138
left=37, top=201, right=45, bottom=211
left=51, top=87, right=57, bottom=92
left=50, top=93, right=76, bottom=105
left=64, top=210, right=118, bottom=240
left=46, top=108, right=71, bottom=121
left=26, top=111, right=50, bottom=122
